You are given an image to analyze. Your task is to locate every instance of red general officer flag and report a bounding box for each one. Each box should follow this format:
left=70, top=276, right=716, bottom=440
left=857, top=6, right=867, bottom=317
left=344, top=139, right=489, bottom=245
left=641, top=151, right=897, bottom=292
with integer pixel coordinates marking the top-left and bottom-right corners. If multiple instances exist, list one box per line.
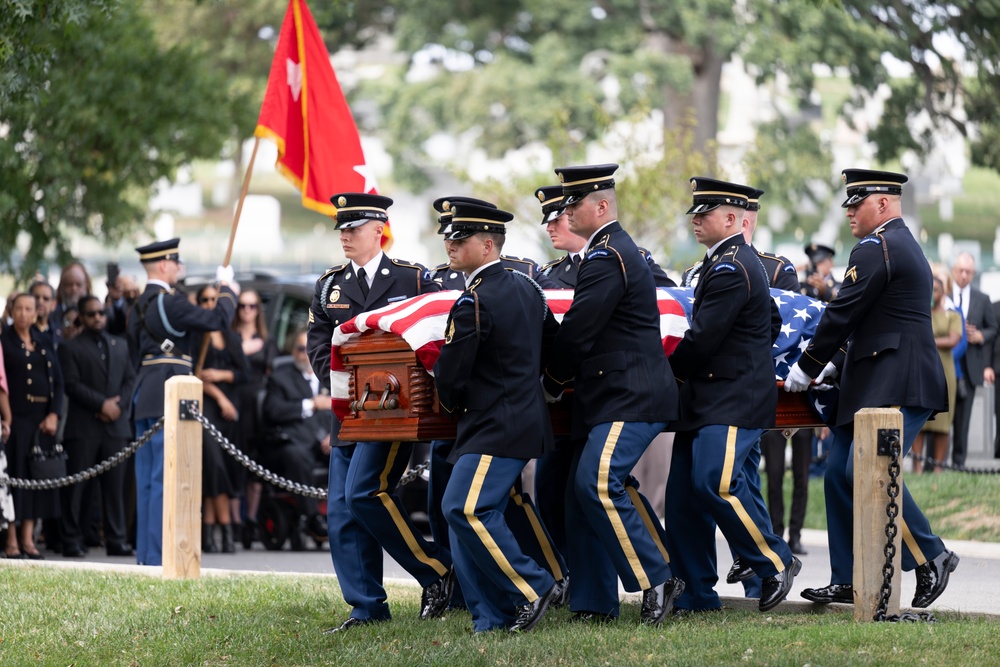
left=255, top=0, right=393, bottom=249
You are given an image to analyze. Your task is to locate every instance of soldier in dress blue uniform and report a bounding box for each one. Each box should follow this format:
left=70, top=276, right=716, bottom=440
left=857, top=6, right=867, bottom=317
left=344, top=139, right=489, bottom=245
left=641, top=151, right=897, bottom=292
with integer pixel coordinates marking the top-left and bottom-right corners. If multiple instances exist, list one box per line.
left=537, top=185, right=675, bottom=289
left=425, top=196, right=567, bottom=609
left=435, top=202, right=562, bottom=633
left=128, top=239, right=236, bottom=566
left=786, top=169, right=958, bottom=608
left=305, top=192, right=450, bottom=634
left=542, top=164, right=685, bottom=625
left=664, top=178, right=799, bottom=614
left=800, top=243, right=840, bottom=301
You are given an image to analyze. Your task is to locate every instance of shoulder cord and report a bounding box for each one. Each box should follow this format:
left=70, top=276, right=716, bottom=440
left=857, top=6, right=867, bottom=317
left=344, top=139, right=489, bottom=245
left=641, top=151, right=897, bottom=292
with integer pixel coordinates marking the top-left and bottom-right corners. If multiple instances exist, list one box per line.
left=510, top=270, right=549, bottom=321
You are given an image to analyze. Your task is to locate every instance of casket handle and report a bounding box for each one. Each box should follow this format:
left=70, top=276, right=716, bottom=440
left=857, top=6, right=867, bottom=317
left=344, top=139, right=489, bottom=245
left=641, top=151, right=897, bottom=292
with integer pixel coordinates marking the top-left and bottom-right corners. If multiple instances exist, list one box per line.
left=351, top=383, right=372, bottom=414
left=351, top=374, right=401, bottom=413
left=378, top=382, right=399, bottom=410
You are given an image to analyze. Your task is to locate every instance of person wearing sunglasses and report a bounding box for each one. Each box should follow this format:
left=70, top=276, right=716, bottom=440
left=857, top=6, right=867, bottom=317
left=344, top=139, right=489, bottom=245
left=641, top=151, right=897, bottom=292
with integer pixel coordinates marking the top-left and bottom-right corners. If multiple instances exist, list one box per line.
left=57, top=295, right=136, bottom=558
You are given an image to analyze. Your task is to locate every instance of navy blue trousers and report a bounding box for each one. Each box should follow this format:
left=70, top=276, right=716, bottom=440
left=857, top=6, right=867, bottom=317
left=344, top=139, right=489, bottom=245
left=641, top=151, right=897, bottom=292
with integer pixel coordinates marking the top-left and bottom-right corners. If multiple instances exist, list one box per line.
left=444, top=454, right=556, bottom=633
left=665, top=426, right=792, bottom=611
left=327, top=444, right=389, bottom=621
left=825, top=407, right=945, bottom=584
left=569, top=421, right=673, bottom=614
left=134, top=417, right=163, bottom=567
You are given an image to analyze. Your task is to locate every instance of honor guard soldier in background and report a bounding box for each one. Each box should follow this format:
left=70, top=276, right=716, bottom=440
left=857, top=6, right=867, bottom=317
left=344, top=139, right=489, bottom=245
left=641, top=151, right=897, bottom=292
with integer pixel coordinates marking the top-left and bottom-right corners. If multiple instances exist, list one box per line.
left=305, top=193, right=450, bottom=634
left=800, top=243, right=840, bottom=302
left=664, top=178, right=799, bottom=614
left=786, top=169, right=958, bottom=608
left=426, top=195, right=568, bottom=610
left=128, top=239, right=236, bottom=566
left=537, top=185, right=675, bottom=288
left=542, top=163, right=685, bottom=625
left=435, top=201, right=562, bottom=633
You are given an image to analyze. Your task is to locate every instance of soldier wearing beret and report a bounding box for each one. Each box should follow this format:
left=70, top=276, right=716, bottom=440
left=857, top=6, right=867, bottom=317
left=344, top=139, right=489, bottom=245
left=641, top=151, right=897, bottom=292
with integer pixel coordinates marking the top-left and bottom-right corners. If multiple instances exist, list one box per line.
left=786, top=169, right=958, bottom=608
left=306, top=193, right=450, bottom=633
left=664, top=177, right=799, bottom=614
left=128, top=239, right=236, bottom=566
left=425, top=196, right=568, bottom=611
left=542, top=163, right=685, bottom=625
left=435, top=202, right=562, bottom=633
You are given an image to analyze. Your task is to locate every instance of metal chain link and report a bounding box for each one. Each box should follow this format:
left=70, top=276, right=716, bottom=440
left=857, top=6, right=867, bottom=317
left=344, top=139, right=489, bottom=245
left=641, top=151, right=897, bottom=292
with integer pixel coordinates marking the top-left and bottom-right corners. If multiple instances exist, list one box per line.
left=1, top=418, right=164, bottom=491
left=874, top=431, right=935, bottom=623
left=189, top=405, right=429, bottom=499
left=909, top=451, right=1000, bottom=475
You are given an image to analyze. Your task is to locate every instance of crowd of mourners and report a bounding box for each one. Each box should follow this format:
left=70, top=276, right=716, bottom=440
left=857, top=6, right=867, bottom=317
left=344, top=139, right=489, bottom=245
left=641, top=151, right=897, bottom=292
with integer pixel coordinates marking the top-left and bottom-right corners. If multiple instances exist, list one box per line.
left=0, top=262, right=329, bottom=559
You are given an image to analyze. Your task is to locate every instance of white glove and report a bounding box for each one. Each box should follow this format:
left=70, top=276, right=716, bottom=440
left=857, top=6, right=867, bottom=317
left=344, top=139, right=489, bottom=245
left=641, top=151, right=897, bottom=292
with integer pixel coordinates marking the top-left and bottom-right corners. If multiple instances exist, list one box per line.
left=784, top=363, right=812, bottom=393
left=541, top=377, right=562, bottom=404
left=816, top=361, right=838, bottom=384
left=216, top=264, right=235, bottom=284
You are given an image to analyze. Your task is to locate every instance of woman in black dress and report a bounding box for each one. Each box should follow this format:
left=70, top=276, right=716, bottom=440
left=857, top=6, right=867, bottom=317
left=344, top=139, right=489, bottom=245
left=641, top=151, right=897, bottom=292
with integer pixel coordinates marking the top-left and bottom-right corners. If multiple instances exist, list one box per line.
left=1, top=293, right=63, bottom=559
left=231, top=289, right=276, bottom=546
left=194, top=285, right=249, bottom=553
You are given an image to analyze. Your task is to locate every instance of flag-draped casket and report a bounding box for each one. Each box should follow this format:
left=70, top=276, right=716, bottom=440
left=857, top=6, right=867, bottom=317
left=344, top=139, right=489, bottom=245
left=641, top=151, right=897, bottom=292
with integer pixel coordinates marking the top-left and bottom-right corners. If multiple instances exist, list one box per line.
left=331, top=288, right=834, bottom=442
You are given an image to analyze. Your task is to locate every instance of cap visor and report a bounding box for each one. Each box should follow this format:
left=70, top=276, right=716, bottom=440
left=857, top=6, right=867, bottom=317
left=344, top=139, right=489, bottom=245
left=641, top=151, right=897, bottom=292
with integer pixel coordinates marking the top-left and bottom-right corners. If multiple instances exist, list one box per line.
left=841, top=193, right=868, bottom=208
left=542, top=208, right=565, bottom=224
left=686, top=203, right=720, bottom=215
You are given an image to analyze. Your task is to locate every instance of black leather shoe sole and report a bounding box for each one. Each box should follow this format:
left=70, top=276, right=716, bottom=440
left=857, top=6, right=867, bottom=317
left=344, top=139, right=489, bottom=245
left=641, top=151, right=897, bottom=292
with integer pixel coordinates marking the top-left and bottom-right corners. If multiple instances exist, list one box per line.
left=509, top=582, right=561, bottom=633
left=913, top=551, right=960, bottom=608
left=641, top=578, right=686, bottom=625
left=760, top=557, right=801, bottom=612
left=726, top=558, right=755, bottom=584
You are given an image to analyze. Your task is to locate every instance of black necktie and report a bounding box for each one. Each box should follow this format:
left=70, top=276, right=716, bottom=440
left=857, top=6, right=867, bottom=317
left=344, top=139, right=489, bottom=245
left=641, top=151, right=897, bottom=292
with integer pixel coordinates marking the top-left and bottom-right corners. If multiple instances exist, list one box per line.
left=571, top=254, right=581, bottom=267
left=357, top=268, right=369, bottom=300
left=957, top=290, right=963, bottom=313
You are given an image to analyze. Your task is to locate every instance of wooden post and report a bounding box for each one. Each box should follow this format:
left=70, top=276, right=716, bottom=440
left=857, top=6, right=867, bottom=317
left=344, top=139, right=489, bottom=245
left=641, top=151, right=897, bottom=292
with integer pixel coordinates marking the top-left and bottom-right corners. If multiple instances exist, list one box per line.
left=853, top=408, right=904, bottom=621
left=162, top=376, right=203, bottom=579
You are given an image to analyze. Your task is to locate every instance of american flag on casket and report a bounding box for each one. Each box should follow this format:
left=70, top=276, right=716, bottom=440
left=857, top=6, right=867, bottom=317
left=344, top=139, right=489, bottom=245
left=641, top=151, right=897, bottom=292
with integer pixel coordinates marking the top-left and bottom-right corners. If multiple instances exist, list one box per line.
left=329, top=287, right=839, bottom=424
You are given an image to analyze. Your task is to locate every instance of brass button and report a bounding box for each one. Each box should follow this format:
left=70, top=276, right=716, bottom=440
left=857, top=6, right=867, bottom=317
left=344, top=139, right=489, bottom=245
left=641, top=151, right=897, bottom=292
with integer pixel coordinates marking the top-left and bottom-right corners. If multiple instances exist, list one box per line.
left=872, top=351, right=878, bottom=356
left=26, top=363, right=31, bottom=370
left=598, top=370, right=603, bottom=376
left=27, top=378, right=32, bottom=385
left=708, top=373, right=714, bottom=378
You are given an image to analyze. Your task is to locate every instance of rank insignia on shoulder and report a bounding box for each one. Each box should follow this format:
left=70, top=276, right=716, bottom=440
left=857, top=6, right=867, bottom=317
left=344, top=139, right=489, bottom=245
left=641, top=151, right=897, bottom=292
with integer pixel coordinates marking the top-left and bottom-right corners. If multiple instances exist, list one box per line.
left=586, top=249, right=609, bottom=260
left=713, top=262, right=738, bottom=272
left=423, top=270, right=433, bottom=281
left=859, top=237, right=881, bottom=245
left=845, top=266, right=858, bottom=283
left=445, top=319, right=455, bottom=344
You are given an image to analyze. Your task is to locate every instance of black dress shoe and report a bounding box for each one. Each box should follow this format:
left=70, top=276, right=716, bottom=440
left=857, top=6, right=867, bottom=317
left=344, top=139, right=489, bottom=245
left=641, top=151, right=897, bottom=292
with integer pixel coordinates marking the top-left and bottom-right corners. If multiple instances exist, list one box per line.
left=788, top=537, right=808, bottom=556
left=759, top=557, right=801, bottom=612
left=570, top=610, right=616, bottom=624
left=726, top=556, right=755, bottom=584
left=509, top=581, right=561, bottom=632
left=106, top=543, right=135, bottom=557
left=419, top=568, right=456, bottom=619
left=62, top=545, right=87, bottom=558
left=913, top=549, right=960, bottom=608
left=801, top=583, right=853, bottom=604
left=24, top=550, right=46, bottom=560
left=322, top=617, right=379, bottom=634
left=640, top=577, right=686, bottom=625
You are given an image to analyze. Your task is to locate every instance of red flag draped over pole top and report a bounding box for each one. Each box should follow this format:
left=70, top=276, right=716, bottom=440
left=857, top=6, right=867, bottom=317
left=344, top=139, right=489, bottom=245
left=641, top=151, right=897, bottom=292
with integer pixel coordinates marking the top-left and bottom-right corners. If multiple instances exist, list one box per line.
left=255, top=0, right=392, bottom=249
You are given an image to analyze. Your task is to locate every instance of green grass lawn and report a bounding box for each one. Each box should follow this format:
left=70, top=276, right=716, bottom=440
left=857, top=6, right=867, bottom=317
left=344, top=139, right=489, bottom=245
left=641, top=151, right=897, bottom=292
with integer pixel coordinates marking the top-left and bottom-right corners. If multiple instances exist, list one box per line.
left=774, top=464, right=1000, bottom=542
left=0, top=567, right=995, bottom=667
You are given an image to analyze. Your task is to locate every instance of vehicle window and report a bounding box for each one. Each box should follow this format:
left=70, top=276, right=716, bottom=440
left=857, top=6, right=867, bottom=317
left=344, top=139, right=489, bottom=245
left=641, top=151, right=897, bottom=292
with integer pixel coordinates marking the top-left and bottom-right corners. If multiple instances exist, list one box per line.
left=273, top=294, right=311, bottom=353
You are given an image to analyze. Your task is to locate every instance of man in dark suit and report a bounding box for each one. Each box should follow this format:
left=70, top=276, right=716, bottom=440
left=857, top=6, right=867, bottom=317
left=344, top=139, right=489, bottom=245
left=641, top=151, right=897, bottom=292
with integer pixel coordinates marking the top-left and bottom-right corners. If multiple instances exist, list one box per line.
left=128, top=238, right=236, bottom=567
left=58, top=295, right=136, bottom=557
left=993, top=299, right=1000, bottom=459
left=262, top=330, right=331, bottom=536
left=435, top=202, right=562, bottom=634
left=543, top=163, right=684, bottom=625
left=665, top=178, right=798, bottom=614
left=950, top=252, right=998, bottom=467
left=306, top=192, right=449, bottom=634
left=787, top=169, right=957, bottom=609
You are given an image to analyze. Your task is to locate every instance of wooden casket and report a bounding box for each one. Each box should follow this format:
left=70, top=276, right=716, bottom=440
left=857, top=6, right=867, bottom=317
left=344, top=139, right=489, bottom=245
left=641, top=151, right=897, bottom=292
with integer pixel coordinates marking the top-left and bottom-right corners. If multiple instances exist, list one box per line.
left=336, top=329, right=822, bottom=442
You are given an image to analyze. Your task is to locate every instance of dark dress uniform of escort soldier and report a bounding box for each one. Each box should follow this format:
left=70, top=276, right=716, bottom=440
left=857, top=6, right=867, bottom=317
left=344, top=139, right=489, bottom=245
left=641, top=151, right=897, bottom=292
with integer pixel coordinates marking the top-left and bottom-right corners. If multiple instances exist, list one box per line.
left=542, top=163, right=685, bottom=625
left=800, top=243, right=840, bottom=302
left=435, top=202, right=563, bottom=634
left=537, top=185, right=675, bottom=289
left=128, top=239, right=236, bottom=566
left=58, top=295, right=136, bottom=558
left=786, top=169, right=958, bottom=608
left=664, top=177, right=799, bottom=614
left=425, top=196, right=568, bottom=609
left=305, top=193, right=450, bottom=634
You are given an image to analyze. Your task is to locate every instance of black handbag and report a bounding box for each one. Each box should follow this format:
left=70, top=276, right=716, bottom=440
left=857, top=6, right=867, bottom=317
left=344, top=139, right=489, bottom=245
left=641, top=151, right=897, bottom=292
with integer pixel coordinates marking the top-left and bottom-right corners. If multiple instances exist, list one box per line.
left=28, top=432, right=68, bottom=481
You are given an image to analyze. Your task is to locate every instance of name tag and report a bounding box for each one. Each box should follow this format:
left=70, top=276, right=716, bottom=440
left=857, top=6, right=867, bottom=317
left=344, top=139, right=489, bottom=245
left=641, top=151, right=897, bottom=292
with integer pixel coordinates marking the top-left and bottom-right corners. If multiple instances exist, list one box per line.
left=327, top=304, right=351, bottom=309
left=387, top=296, right=407, bottom=303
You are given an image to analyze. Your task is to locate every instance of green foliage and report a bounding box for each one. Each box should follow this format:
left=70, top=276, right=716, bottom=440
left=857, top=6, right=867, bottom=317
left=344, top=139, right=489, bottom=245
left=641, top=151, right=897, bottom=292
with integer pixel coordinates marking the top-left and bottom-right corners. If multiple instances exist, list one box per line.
left=0, top=0, right=233, bottom=281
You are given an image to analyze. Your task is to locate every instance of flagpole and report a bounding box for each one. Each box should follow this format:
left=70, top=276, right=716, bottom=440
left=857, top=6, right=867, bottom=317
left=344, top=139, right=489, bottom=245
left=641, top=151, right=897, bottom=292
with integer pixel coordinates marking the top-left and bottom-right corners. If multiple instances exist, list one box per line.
left=195, top=136, right=261, bottom=374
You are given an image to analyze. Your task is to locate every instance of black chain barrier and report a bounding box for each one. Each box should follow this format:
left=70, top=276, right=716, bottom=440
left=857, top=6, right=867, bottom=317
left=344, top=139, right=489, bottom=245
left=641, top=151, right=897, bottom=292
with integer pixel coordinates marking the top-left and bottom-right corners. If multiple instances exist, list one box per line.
left=187, top=404, right=429, bottom=500
left=0, top=418, right=165, bottom=491
left=909, top=451, right=1000, bottom=475
left=873, top=430, right=935, bottom=623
